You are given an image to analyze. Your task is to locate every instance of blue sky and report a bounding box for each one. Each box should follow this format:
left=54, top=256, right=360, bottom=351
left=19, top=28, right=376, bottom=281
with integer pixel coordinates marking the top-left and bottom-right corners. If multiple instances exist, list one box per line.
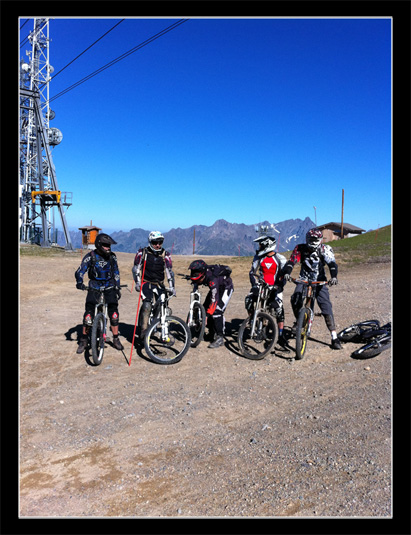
left=20, top=17, right=392, bottom=233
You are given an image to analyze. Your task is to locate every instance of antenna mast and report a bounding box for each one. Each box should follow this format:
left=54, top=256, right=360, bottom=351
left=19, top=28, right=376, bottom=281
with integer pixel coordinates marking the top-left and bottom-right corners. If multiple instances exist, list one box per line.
left=20, top=18, right=73, bottom=249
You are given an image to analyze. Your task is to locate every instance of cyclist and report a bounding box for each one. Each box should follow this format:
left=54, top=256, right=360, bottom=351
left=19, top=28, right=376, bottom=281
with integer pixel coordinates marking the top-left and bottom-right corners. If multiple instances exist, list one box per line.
left=75, top=233, right=124, bottom=353
left=246, top=233, right=289, bottom=351
left=283, top=228, right=342, bottom=350
left=132, top=231, right=175, bottom=339
left=188, top=259, right=234, bottom=349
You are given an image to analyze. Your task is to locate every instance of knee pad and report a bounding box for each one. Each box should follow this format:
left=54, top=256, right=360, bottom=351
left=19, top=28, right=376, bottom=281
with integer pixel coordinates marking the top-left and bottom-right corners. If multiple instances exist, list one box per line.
left=83, top=313, right=93, bottom=327
left=110, top=311, right=119, bottom=326
left=291, top=292, right=303, bottom=315
left=323, top=314, right=335, bottom=331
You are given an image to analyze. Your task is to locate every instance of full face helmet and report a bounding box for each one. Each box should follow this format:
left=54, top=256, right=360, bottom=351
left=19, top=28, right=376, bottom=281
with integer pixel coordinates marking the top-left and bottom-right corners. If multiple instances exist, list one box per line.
left=253, top=235, right=277, bottom=257
left=95, top=233, right=117, bottom=257
left=148, top=230, right=164, bottom=252
left=189, top=259, right=207, bottom=281
left=306, top=229, right=323, bottom=251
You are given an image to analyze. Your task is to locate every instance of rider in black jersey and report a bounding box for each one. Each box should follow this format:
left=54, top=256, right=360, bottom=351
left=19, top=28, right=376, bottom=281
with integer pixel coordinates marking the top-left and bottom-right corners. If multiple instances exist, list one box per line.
left=132, top=231, right=175, bottom=338
left=75, top=233, right=124, bottom=353
left=283, top=229, right=342, bottom=350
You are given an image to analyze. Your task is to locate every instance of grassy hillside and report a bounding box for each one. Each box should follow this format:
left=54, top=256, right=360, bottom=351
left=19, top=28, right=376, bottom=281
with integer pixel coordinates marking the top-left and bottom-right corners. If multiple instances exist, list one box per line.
left=324, top=225, right=391, bottom=266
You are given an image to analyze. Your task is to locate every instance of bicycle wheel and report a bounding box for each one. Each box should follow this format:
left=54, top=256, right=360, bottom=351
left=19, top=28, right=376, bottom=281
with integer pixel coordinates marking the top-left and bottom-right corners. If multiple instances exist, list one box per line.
left=144, top=315, right=191, bottom=364
left=91, top=313, right=106, bottom=365
left=295, top=307, right=310, bottom=360
left=187, top=302, right=206, bottom=347
left=338, top=320, right=380, bottom=343
left=351, top=337, right=391, bottom=359
left=238, top=311, right=278, bottom=360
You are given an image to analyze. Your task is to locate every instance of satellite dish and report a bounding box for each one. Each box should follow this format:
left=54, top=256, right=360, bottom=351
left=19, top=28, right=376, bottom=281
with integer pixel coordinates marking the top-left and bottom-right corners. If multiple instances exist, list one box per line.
left=47, top=109, right=56, bottom=121
left=48, top=127, right=63, bottom=146
left=21, top=63, right=30, bottom=72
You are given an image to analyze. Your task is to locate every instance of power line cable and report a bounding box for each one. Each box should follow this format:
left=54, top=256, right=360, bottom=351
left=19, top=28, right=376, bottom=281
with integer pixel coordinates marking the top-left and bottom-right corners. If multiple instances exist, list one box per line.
left=50, top=19, right=125, bottom=82
left=47, top=18, right=189, bottom=104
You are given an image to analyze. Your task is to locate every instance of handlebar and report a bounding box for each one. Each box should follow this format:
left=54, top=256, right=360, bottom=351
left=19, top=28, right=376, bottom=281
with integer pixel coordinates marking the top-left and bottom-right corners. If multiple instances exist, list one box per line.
left=290, top=277, right=328, bottom=286
left=83, top=284, right=128, bottom=291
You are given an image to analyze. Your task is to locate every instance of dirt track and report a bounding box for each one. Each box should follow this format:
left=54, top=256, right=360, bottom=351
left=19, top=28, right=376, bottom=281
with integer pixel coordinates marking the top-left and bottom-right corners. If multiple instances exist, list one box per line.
left=19, top=250, right=392, bottom=518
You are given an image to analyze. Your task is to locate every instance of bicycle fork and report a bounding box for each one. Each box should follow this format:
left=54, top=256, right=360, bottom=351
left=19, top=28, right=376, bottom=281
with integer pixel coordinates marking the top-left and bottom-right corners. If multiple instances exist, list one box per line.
left=159, top=295, right=170, bottom=342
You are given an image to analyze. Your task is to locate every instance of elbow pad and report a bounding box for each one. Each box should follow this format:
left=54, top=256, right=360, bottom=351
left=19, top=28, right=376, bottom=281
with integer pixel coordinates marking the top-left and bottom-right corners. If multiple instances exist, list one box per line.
left=329, top=262, right=338, bottom=279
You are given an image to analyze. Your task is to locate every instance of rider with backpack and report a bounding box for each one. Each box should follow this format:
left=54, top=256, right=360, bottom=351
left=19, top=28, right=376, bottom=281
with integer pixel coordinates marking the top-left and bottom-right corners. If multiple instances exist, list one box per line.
left=75, top=233, right=124, bottom=353
left=132, top=231, right=175, bottom=339
left=188, top=260, right=234, bottom=348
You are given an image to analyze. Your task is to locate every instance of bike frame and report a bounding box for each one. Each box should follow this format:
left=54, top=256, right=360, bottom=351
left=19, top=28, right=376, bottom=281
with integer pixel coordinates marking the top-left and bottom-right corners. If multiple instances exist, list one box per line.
left=292, top=278, right=328, bottom=336
left=94, top=291, right=108, bottom=341
left=250, top=283, right=277, bottom=338
left=149, top=288, right=173, bottom=342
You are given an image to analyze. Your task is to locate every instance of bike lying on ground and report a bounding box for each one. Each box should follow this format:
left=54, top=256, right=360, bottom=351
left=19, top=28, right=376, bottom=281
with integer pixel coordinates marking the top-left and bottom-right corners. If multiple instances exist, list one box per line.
left=84, top=284, right=128, bottom=366
left=142, top=286, right=191, bottom=364
left=290, top=277, right=329, bottom=360
left=238, top=281, right=279, bottom=360
left=338, top=320, right=391, bottom=359
left=181, top=275, right=206, bottom=347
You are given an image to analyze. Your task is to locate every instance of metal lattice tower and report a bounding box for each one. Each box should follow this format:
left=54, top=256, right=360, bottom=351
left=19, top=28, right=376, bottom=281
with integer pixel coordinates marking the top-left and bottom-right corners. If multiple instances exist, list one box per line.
left=20, top=18, right=73, bottom=249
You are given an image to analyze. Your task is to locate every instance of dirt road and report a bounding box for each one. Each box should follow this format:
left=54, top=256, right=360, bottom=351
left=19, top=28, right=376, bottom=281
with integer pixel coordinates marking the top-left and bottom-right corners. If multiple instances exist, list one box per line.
left=19, top=249, right=392, bottom=518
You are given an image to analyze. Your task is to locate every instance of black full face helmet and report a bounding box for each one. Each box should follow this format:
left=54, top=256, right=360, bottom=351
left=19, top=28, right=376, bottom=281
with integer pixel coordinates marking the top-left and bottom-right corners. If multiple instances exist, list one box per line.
left=95, top=233, right=117, bottom=257
left=188, top=259, right=207, bottom=281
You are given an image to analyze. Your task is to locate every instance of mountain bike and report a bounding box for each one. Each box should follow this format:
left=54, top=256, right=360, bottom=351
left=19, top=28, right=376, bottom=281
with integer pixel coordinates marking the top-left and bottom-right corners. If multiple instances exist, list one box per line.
left=181, top=275, right=206, bottom=347
left=338, top=320, right=391, bottom=359
left=290, top=277, right=329, bottom=360
left=238, top=282, right=279, bottom=360
left=143, top=286, right=191, bottom=364
left=85, top=284, right=127, bottom=366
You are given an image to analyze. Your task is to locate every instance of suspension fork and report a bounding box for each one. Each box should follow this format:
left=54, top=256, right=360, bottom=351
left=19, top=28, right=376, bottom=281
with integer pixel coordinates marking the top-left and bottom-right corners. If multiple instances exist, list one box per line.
left=250, top=290, right=263, bottom=337
left=305, top=287, right=314, bottom=337
left=159, top=293, right=169, bottom=340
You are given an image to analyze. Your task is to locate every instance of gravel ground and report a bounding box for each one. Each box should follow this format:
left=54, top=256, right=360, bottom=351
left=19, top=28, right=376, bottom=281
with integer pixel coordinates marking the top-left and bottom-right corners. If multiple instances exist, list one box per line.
left=18, top=251, right=393, bottom=520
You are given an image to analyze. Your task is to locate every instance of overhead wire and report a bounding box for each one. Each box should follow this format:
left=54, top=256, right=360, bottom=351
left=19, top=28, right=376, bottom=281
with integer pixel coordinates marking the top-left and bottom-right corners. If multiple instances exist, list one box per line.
left=47, top=18, right=189, bottom=105
left=50, top=19, right=125, bottom=82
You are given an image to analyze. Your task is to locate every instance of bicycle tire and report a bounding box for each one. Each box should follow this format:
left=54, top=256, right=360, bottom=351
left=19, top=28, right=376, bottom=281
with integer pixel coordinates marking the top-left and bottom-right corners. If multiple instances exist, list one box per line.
left=351, top=338, right=391, bottom=359
left=91, top=313, right=105, bottom=365
left=295, top=307, right=310, bottom=360
left=337, top=320, right=380, bottom=343
left=144, top=315, right=191, bottom=364
left=238, top=311, right=278, bottom=360
left=187, top=302, right=206, bottom=347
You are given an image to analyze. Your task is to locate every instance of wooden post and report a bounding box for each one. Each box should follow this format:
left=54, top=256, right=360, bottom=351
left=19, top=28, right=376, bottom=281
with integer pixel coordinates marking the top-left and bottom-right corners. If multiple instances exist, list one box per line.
left=341, top=189, right=345, bottom=239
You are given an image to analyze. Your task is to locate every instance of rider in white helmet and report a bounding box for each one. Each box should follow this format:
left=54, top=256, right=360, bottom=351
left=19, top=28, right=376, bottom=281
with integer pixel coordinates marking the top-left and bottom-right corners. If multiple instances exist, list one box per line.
left=246, top=232, right=289, bottom=350
left=132, top=231, right=175, bottom=338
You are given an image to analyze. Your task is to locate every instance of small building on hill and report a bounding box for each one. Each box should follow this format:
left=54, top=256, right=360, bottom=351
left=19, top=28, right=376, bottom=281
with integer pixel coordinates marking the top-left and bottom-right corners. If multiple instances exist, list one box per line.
left=315, top=222, right=365, bottom=242
left=79, top=221, right=101, bottom=249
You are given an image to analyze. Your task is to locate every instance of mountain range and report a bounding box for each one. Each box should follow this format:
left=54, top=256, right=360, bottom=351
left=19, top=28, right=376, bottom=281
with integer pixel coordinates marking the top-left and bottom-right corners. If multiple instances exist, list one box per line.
left=59, top=217, right=316, bottom=256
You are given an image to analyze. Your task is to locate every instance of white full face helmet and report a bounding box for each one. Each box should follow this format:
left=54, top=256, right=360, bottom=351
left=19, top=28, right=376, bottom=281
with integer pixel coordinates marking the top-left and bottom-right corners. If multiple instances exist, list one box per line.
left=253, top=235, right=277, bottom=257
left=148, top=230, right=164, bottom=252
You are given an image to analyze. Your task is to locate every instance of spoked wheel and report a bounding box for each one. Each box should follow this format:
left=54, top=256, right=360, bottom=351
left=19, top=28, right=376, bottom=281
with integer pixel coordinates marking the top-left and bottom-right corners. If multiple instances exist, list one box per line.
left=295, top=307, right=310, bottom=360
left=351, top=337, right=391, bottom=359
left=238, top=311, right=278, bottom=360
left=337, top=320, right=380, bottom=343
left=91, top=313, right=106, bottom=365
left=187, top=302, right=206, bottom=347
left=144, top=315, right=191, bottom=364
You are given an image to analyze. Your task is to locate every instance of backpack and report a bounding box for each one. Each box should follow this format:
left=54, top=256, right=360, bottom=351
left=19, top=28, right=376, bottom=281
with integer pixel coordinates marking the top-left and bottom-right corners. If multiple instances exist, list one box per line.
left=88, top=249, right=116, bottom=278
left=210, top=264, right=232, bottom=278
